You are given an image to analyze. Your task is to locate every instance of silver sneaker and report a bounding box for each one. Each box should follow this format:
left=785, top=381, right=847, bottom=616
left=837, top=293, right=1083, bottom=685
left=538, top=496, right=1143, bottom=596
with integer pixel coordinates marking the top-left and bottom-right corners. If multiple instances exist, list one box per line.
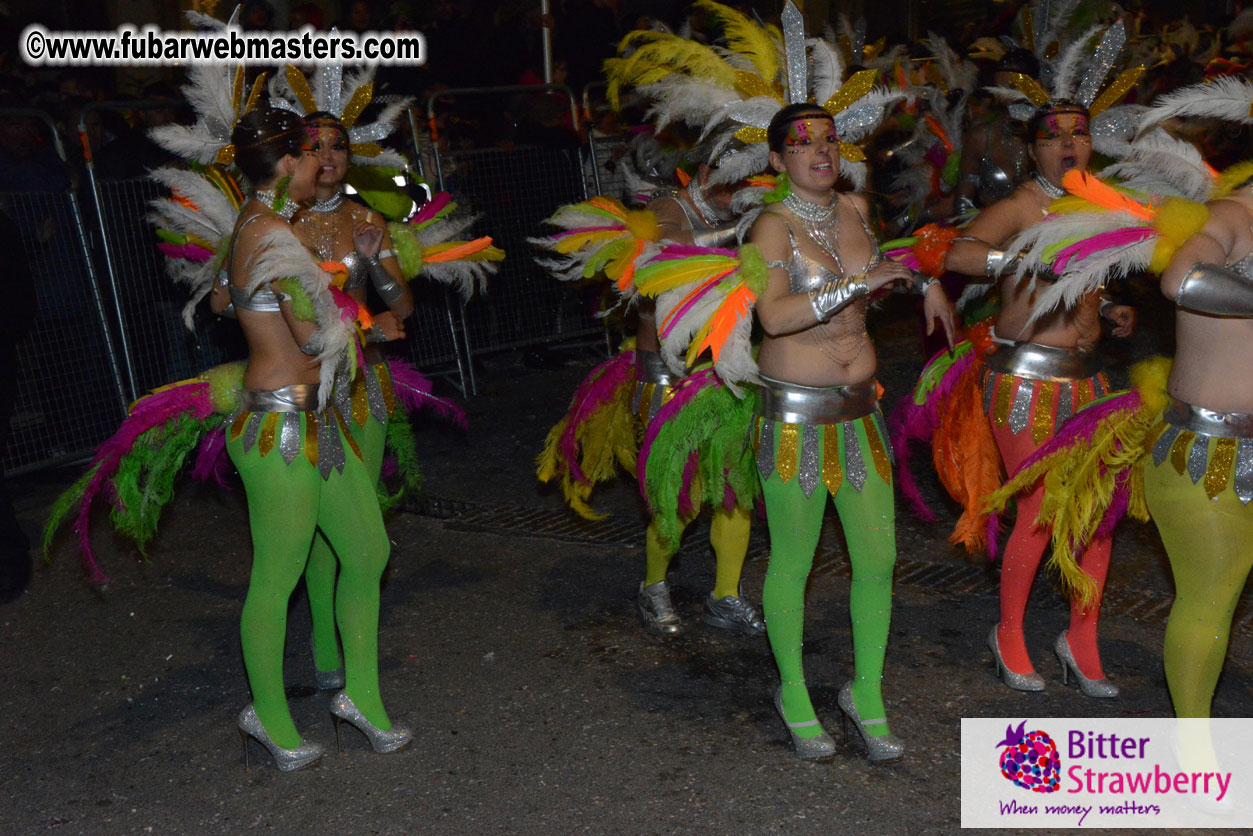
left=702, top=593, right=766, bottom=635
left=638, top=581, right=681, bottom=635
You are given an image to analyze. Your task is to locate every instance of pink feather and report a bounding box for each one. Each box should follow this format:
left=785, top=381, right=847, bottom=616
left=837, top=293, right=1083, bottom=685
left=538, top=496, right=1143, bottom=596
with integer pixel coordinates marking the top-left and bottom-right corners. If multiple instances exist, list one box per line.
left=558, top=351, right=637, bottom=485
left=1051, top=227, right=1153, bottom=274
left=657, top=278, right=721, bottom=339
left=677, top=450, right=699, bottom=517
left=385, top=357, right=468, bottom=430
left=156, top=242, right=213, bottom=262
left=72, top=382, right=215, bottom=582
left=410, top=191, right=451, bottom=226
left=191, top=427, right=231, bottom=488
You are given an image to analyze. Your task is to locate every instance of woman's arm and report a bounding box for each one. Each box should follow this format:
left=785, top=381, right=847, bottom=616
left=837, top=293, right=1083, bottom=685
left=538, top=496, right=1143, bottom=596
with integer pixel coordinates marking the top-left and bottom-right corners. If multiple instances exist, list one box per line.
left=355, top=209, right=413, bottom=318
left=944, top=193, right=1029, bottom=277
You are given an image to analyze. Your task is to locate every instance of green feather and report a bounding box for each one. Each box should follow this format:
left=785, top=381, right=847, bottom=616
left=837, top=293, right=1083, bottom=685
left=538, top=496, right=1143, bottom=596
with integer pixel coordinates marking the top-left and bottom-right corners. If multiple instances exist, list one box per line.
left=205, top=362, right=246, bottom=414
left=388, top=223, right=425, bottom=278
left=41, top=463, right=100, bottom=557
left=378, top=408, right=422, bottom=512
left=276, top=277, right=318, bottom=322
left=733, top=243, right=768, bottom=296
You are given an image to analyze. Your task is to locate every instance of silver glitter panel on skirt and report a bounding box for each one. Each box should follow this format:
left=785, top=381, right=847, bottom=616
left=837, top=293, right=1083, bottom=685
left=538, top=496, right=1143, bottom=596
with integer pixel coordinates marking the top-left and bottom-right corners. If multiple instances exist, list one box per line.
left=983, top=368, right=996, bottom=416
left=1236, top=439, right=1253, bottom=504
left=649, top=385, right=667, bottom=421
left=1187, top=434, right=1209, bottom=485
left=843, top=422, right=868, bottom=492
left=757, top=419, right=776, bottom=482
left=1152, top=423, right=1183, bottom=467
left=873, top=411, right=895, bottom=464
left=279, top=412, right=302, bottom=464
left=798, top=424, right=822, bottom=498
left=1093, top=375, right=1106, bottom=398
left=317, top=412, right=348, bottom=479
left=240, top=412, right=262, bottom=453
left=1056, top=381, right=1074, bottom=426
left=365, top=365, right=389, bottom=425
left=1008, top=378, right=1035, bottom=434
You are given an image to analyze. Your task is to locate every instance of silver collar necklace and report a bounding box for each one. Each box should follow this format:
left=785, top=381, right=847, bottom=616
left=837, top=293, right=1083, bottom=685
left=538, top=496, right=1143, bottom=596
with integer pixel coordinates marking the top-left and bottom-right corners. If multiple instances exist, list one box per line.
left=309, top=189, right=344, bottom=214
left=782, top=191, right=837, bottom=223
left=254, top=188, right=299, bottom=221
left=1033, top=175, right=1066, bottom=201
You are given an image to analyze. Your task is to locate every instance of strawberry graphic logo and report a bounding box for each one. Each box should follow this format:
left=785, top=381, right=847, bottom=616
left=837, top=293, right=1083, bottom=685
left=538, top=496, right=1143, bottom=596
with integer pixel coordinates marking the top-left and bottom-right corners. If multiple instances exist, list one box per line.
left=996, top=720, right=1061, bottom=793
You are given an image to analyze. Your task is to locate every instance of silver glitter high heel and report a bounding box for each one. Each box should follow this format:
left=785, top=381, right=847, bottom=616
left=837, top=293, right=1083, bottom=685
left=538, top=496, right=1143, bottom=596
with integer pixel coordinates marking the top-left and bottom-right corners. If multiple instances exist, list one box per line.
left=836, top=682, right=905, bottom=764
left=310, top=636, right=345, bottom=691
left=329, top=692, right=412, bottom=753
left=1054, top=630, right=1119, bottom=698
left=987, top=626, right=1045, bottom=692
left=237, top=705, right=324, bottom=772
left=773, top=687, right=836, bottom=761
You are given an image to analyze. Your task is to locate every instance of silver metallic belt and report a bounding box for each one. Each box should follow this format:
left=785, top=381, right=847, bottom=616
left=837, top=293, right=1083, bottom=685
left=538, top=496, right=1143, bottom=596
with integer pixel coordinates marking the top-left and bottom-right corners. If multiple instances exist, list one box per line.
left=1163, top=398, right=1253, bottom=439
left=985, top=340, right=1101, bottom=381
left=756, top=375, right=878, bottom=424
left=239, top=384, right=321, bottom=413
left=635, top=349, right=677, bottom=387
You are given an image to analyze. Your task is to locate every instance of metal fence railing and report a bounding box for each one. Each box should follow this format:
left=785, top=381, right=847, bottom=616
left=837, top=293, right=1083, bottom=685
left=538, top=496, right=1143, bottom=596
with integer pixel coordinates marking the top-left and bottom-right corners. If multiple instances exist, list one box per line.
left=2, top=109, right=129, bottom=476
left=425, top=85, right=609, bottom=393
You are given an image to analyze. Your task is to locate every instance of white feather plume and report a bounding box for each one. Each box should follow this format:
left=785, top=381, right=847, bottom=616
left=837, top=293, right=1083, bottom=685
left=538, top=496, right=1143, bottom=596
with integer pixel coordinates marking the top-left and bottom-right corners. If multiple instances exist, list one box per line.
left=1140, top=76, right=1253, bottom=130
left=1051, top=25, right=1103, bottom=102
left=807, top=38, right=845, bottom=105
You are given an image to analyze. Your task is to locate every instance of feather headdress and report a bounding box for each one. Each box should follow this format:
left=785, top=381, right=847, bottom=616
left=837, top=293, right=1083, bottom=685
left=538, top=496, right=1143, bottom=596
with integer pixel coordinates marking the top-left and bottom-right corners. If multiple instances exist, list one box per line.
left=268, top=58, right=411, bottom=169
left=605, top=0, right=903, bottom=191
left=149, top=7, right=268, bottom=166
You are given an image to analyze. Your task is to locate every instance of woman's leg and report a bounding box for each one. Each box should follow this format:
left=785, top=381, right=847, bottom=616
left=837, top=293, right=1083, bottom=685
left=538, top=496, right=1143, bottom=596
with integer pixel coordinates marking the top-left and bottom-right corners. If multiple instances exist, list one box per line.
left=229, top=434, right=322, bottom=749
left=760, top=470, right=828, bottom=736
left=990, top=412, right=1050, bottom=674
left=1146, top=458, right=1253, bottom=717
left=317, top=437, right=394, bottom=728
left=831, top=419, right=897, bottom=736
left=710, top=505, right=753, bottom=600
left=1065, top=535, right=1112, bottom=679
left=306, top=415, right=388, bottom=675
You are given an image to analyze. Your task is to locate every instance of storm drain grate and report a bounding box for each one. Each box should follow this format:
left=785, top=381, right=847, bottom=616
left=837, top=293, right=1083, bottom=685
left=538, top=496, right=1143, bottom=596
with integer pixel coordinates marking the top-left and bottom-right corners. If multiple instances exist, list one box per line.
left=401, top=497, right=1250, bottom=637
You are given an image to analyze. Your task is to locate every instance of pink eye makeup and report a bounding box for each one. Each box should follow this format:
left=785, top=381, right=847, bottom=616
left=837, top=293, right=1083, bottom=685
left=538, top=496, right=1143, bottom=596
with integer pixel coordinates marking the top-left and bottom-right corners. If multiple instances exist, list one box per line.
left=784, top=117, right=838, bottom=152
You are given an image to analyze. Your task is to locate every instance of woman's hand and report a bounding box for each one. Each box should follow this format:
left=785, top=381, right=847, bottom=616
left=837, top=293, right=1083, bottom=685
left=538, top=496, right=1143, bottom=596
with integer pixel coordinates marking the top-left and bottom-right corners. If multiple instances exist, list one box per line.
left=1104, top=304, right=1136, bottom=338
left=863, top=260, right=915, bottom=292
left=373, top=310, right=407, bottom=342
left=923, top=282, right=958, bottom=348
left=353, top=219, right=385, bottom=257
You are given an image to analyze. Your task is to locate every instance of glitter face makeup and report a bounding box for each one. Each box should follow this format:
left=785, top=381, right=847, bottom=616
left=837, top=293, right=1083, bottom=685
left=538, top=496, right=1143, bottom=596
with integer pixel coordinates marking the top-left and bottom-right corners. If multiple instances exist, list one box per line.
left=784, top=117, right=838, bottom=153
left=1033, top=110, right=1090, bottom=145
left=307, top=125, right=349, bottom=155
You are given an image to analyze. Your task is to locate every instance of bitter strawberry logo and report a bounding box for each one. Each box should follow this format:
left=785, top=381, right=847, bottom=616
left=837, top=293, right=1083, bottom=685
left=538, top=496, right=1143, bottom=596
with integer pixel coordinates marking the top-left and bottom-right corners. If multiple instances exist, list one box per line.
left=996, top=720, right=1061, bottom=793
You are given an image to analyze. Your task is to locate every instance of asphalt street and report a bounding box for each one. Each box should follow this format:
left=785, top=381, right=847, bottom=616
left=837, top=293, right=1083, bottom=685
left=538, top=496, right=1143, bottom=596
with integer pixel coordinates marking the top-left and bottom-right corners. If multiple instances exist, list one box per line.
left=1, top=291, right=1248, bottom=835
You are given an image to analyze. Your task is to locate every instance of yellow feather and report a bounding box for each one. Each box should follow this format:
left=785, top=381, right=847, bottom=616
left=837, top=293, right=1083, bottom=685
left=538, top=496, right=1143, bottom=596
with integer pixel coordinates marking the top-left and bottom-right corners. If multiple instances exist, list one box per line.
left=695, top=0, right=780, bottom=83
left=1210, top=161, right=1253, bottom=200
left=554, top=229, right=625, bottom=254
left=635, top=257, right=735, bottom=296
left=605, top=32, right=736, bottom=109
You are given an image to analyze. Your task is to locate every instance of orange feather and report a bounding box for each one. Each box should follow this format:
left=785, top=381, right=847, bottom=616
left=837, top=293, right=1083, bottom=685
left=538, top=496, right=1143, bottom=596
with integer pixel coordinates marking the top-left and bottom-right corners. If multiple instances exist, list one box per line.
left=1060, top=170, right=1153, bottom=221
left=424, top=236, right=496, bottom=263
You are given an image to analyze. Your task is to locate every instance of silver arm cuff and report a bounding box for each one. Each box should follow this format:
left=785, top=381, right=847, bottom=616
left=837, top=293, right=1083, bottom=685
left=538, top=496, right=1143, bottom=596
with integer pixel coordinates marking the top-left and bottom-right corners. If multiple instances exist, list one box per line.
left=914, top=275, right=940, bottom=296
left=219, top=302, right=237, bottom=320
left=984, top=248, right=1020, bottom=277
left=691, top=223, right=739, bottom=248
left=1098, top=288, right=1116, bottom=318
left=808, top=274, right=869, bottom=323
left=365, top=255, right=407, bottom=306
left=365, top=324, right=389, bottom=344
left=299, top=337, right=319, bottom=356
left=1176, top=262, right=1253, bottom=318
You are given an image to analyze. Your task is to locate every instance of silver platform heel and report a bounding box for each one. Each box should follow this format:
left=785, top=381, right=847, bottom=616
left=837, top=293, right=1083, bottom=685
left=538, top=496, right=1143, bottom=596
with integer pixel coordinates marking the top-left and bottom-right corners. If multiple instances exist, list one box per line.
left=987, top=626, right=1045, bottom=692
left=836, top=682, right=905, bottom=764
left=237, top=705, right=324, bottom=772
left=329, top=692, right=412, bottom=753
left=1054, top=630, right=1119, bottom=698
left=773, top=687, right=836, bottom=761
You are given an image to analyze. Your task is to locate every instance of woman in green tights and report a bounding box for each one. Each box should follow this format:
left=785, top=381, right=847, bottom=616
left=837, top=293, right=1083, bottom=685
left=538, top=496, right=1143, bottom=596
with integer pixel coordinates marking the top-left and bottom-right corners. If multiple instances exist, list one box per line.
left=218, top=108, right=411, bottom=771
left=750, top=104, right=954, bottom=761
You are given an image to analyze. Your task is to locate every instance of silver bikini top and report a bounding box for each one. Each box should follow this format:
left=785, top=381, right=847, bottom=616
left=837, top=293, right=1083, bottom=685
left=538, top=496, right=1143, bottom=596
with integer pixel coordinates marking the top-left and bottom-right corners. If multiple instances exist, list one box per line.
left=770, top=203, right=882, bottom=294
left=227, top=212, right=285, bottom=313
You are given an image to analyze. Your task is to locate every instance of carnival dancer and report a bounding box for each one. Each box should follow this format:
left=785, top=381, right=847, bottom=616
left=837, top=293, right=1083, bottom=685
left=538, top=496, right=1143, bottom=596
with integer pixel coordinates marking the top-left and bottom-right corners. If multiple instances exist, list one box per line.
left=745, top=103, right=952, bottom=762
left=290, top=110, right=410, bottom=690
left=633, top=164, right=763, bottom=637
left=219, top=107, right=411, bottom=768
left=941, top=21, right=1140, bottom=697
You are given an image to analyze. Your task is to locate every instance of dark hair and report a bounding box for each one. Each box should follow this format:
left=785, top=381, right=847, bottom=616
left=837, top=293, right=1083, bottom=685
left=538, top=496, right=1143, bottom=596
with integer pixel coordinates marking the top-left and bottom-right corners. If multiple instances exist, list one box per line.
left=995, top=47, right=1040, bottom=79
left=766, top=103, right=834, bottom=153
left=305, top=110, right=346, bottom=130
left=1025, top=100, right=1088, bottom=142
left=232, top=107, right=306, bottom=184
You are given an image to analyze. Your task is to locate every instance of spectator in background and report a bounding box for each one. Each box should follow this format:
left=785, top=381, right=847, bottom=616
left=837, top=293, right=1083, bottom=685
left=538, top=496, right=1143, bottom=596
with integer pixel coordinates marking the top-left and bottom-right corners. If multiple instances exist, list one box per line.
left=95, top=82, right=182, bottom=181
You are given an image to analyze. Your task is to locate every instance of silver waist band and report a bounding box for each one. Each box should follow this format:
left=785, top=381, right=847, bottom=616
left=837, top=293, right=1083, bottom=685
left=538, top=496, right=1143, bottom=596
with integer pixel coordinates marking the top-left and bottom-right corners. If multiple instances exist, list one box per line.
left=239, top=384, right=322, bottom=413
left=1163, top=398, right=1253, bottom=439
left=755, top=375, right=878, bottom=424
left=985, top=340, right=1101, bottom=381
left=635, top=349, right=677, bottom=386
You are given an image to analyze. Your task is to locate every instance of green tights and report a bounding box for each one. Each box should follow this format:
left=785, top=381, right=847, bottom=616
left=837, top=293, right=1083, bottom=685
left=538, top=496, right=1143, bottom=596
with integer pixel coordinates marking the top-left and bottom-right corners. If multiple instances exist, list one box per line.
left=306, top=416, right=386, bottom=676
left=228, top=418, right=391, bottom=749
left=759, top=420, right=897, bottom=738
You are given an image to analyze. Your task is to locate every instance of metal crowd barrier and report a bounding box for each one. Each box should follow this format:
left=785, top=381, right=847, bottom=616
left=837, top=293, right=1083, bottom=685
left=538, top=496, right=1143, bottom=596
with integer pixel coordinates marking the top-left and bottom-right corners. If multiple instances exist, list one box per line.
left=424, top=84, right=609, bottom=394
left=80, top=101, right=469, bottom=401
left=1, top=109, right=129, bottom=477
